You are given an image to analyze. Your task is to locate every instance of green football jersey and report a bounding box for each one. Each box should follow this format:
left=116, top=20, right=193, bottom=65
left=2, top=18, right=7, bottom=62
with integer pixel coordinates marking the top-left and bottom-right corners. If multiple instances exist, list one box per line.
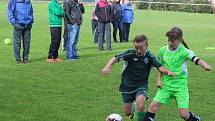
left=115, top=49, right=162, bottom=93
left=158, top=44, right=196, bottom=90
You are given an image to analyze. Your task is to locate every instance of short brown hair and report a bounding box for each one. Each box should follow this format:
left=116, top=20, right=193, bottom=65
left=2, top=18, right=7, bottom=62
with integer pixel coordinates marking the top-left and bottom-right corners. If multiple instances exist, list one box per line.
left=133, top=34, right=148, bottom=45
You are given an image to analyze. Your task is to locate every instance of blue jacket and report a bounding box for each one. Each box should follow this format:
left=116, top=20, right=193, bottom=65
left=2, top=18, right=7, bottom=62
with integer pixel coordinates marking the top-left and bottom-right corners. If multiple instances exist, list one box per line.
left=121, top=3, right=134, bottom=24
left=8, top=0, right=34, bottom=26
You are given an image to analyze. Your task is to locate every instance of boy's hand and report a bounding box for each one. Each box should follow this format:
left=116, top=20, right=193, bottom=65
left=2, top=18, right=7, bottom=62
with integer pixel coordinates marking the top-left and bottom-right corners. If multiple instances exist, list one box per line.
left=102, top=66, right=111, bottom=76
left=167, top=71, right=176, bottom=76
left=202, top=64, right=212, bottom=71
left=156, top=79, right=162, bottom=89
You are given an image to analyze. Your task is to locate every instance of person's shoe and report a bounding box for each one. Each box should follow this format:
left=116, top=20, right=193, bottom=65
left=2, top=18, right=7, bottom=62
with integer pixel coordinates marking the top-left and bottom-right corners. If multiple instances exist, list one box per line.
left=74, top=56, right=79, bottom=59
left=16, top=60, right=22, bottom=64
left=47, top=59, right=56, bottom=63
left=54, top=58, right=64, bottom=62
left=107, top=48, right=112, bottom=51
left=114, top=40, right=118, bottom=43
left=23, top=60, right=28, bottom=64
left=190, top=112, right=201, bottom=121
left=99, top=47, right=104, bottom=51
left=66, top=58, right=77, bottom=62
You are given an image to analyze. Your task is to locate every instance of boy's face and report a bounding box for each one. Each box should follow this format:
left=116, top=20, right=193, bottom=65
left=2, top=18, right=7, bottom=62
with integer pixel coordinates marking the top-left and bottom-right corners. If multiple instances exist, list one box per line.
left=134, top=41, right=147, bottom=56
left=168, top=38, right=180, bottom=50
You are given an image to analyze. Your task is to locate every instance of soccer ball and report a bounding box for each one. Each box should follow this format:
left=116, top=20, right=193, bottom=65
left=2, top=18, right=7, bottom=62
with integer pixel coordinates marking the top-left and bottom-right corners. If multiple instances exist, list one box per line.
left=106, top=113, right=123, bottom=121
left=4, top=38, right=12, bottom=45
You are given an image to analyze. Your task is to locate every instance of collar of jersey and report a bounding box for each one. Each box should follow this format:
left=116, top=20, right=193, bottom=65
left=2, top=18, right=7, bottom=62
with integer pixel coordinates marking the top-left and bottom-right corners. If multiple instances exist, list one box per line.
left=167, top=44, right=181, bottom=52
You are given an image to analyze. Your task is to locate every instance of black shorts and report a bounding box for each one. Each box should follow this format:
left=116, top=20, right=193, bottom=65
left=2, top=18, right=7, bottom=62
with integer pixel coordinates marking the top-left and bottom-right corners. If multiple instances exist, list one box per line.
left=121, top=88, right=148, bottom=103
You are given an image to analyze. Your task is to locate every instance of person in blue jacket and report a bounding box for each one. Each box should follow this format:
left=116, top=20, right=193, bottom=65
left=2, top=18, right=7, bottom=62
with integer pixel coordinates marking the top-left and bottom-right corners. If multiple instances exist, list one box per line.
left=8, top=0, right=34, bottom=64
left=121, top=0, right=134, bottom=42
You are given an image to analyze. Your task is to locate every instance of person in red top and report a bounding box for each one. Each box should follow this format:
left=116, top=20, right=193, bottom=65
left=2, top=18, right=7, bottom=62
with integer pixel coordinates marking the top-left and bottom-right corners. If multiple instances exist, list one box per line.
left=95, top=0, right=112, bottom=50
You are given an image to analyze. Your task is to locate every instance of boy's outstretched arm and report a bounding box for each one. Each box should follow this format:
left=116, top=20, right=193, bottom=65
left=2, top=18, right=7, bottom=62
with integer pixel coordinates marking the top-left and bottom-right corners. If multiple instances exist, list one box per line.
left=197, top=59, right=212, bottom=71
left=158, top=66, right=176, bottom=76
left=156, top=71, right=163, bottom=88
left=102, top=57, right=117, bottom=76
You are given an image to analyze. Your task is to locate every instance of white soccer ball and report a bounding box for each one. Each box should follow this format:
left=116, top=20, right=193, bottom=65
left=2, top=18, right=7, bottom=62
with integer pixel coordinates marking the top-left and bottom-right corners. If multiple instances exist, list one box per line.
left=106, top=113, right=123, bottom=121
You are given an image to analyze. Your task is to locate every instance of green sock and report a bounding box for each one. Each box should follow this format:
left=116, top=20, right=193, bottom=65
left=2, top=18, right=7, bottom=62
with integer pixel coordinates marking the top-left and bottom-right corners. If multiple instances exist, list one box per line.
left=135, top=111, right=146, bottom=121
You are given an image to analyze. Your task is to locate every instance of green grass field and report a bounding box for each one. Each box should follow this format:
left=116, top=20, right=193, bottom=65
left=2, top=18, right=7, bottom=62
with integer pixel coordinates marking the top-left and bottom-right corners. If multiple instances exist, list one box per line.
left=0, top=1, right=214, bottom=121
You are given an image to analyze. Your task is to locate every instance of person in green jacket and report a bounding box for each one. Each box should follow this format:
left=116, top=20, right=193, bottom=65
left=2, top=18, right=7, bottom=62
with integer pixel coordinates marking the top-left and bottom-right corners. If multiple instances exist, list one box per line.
left=47, top=0, right=65, bottom=62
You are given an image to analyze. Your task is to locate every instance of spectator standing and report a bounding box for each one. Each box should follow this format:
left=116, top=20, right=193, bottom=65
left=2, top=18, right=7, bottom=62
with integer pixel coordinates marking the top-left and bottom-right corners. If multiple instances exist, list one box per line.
left=47, top=0, right=65, bottom=62
left=111, top=0, right=124, bottom=43
left=121, top=0, right=134, bottom=42
left=64, top=0, right=85, bottom=61
left=8, top=0, right=34, bottom=64
left=95, top=0, right=112, bottom=50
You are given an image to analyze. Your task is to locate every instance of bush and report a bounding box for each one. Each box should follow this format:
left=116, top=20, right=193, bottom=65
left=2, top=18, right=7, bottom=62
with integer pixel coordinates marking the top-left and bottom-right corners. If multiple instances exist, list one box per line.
left=135, top=0, right=213, bottom=14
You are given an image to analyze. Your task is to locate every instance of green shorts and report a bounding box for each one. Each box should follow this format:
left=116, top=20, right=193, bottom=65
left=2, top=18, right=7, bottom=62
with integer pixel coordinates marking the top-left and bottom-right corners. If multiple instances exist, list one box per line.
left=121, top=88, right=148, bottom=103
left=153, top=87, right=189, bottom=108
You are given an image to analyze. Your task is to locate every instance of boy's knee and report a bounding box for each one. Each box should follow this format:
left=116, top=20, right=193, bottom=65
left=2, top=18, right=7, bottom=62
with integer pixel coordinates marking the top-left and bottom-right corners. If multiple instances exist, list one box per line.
left=179, top=111, right=189, bottom=120
left=148, top=102, right=160, bottom=113
left=136, top=102, right=144, bottom=112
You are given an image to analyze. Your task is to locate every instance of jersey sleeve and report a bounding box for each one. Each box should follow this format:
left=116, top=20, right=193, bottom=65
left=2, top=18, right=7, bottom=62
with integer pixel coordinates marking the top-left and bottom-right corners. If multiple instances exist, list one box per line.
left=115, top=50, right=133, bottom=62
left=148, top=51, right=162, bottom=69
left=185, top=49, right=196, bottom=61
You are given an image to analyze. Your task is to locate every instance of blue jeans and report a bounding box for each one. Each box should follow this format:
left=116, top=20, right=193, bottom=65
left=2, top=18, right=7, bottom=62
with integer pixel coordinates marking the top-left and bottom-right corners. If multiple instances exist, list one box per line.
left=67, top=24, right=80, bottom=60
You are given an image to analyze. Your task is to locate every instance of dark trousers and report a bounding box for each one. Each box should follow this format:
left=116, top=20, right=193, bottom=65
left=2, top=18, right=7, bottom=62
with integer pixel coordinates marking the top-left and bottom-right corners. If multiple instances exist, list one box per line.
left=91, top=19, right=99, bottom=44
left=13, top=24, right=32, bottom=61
left=63, top=19, right=68, bottom=49
left=98, top=22, right=111, bottom=50
left=112, top=21, right=124, bottom=42
left=48, top=27, right=62, bottom=59
left=123, top=23, right=131, bottom=42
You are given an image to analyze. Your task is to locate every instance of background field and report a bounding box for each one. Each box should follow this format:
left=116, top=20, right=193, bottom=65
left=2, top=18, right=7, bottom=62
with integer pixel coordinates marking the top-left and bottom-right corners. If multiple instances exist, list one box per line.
left=0, top=1, right=214, bottom=121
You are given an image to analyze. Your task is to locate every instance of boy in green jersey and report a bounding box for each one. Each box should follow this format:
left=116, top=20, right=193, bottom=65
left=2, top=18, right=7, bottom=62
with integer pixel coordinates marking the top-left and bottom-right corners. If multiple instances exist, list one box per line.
left=102, top=35, right=175, bottom=121
left=143, top=27, right=212, bottom=121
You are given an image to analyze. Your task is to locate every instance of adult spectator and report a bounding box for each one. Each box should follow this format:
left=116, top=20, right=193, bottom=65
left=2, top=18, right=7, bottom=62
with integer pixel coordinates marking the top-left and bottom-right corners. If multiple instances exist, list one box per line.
left=95, top=0, right=112, bottom=50
left=64, top=0, right=85, bottom=61
left=121, top=0, right=134, bottom=42
left=47, top=0, right=65, bottom=62
left=8, top=0, right=34, bottom=64
left=111, top=0, right=124, bottom=43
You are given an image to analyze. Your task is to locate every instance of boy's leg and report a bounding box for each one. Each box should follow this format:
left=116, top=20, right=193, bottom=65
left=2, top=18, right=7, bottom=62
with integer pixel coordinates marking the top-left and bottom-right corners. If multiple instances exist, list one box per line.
left=143, top=101, right=161, bottom=121
left=179, top=109, right=200, bottom=121
left=124, top=103, right=133, bottom=117
left=134, top=89, right=147, bottom=121
left=122, top=93, right=135, bottom=118
left=175, top=88, right=200, bottom=121
left=143, top=88, right=171, bottom=121
left=135, top=95, right=146, bottom=121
